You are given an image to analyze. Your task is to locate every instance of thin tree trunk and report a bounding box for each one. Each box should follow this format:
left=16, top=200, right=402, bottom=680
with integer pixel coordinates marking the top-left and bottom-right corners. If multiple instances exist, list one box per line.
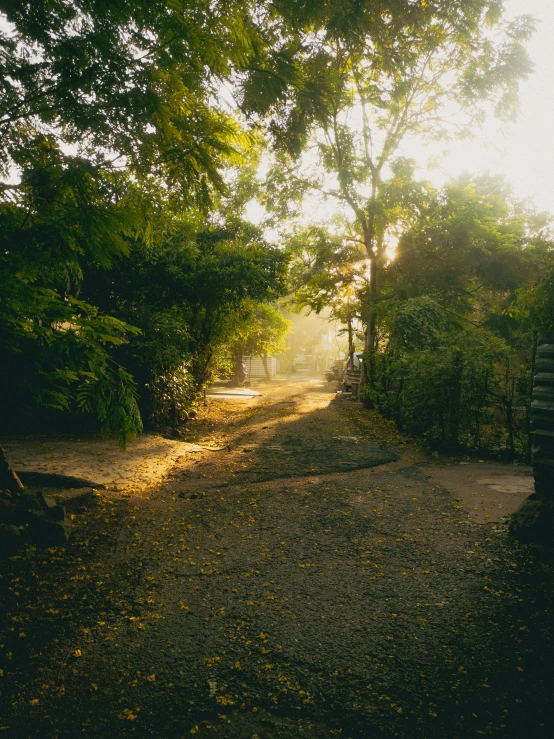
left=0, top=446, right=24, bottom=493
left=506, top=377, right=516, bottom=458
left=260, top=354, right=271, bottom=381
left=359, top=181, right=380, bottom=406
left=445, top=352, right=463, bottom=448
left=346, top=299, right=354, bottom=364
left=233, top=349, right=245, bottom=386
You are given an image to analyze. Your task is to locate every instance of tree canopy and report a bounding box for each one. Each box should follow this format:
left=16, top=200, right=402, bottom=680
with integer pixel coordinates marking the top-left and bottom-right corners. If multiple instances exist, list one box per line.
left=252, top=0, right=534, bottom=387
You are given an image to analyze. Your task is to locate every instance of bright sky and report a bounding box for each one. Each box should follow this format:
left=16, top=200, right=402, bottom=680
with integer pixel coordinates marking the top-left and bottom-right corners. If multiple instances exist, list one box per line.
left=410, top=0, right=554, bottom=214
left=247, top=0, right=554, bottom=231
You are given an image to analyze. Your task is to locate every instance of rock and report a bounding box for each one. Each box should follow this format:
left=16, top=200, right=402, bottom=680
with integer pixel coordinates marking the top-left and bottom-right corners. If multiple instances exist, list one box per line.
left=27, top=516, right=72, bottom=546
left=36, top=490, right=67, bottom=520
left=16, top=471, right=105, bottom=489
left=54, top=488, right=95, bottom=511
left=0, top=523, right=20, bottom=538
left=36, top=490, right=57, bottom=509
left=16, top=491, right=41, bottom=511
left=0, top=495, right=14, bottom=524
left=45, top=504, right=66, bottom=522
left=0, top=523, right=21, bottom=552
left=509, top=495, right=554, bottom=546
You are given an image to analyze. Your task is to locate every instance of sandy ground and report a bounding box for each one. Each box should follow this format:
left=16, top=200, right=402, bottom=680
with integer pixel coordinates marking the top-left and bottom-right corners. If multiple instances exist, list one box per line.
left=1, top=378, right=533, bottom=521
left=1, top=378, right=552, bottom=739
left=421, top=461, right=534, bottom=524
left=1, top=434, right=218, bottom=492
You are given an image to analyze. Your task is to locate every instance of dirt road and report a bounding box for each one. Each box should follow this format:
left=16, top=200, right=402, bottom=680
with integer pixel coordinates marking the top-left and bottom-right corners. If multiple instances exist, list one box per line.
left=1, top=379, right=553, bottom=738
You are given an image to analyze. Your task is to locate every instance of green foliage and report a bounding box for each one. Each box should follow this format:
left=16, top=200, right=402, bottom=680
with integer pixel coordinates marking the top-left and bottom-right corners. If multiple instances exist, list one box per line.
left=0, top=139, right=144, bottom=442
left=147, top=364, right=196, bottom=431
left=514, top=264, right=554, bottom=332
left=0, top=0, right=260, bottom=201
left=257, top=1, right=534, bottom=397
left=0, top=2, right=284, bottom=442
left=388, top=175, right=541, bottom=310
left=0, top=0, right=546, bottom=456
left=287, top=225, right=365, bottom=317
left=82, top=204, right=289, bottom=420
left=375, top=323, right=529, bottom=456
left=226, top=301, right=291, bottom=359
left=364, top=176, right=551, bottom=457
left=386, top=297, right=446, bottom=352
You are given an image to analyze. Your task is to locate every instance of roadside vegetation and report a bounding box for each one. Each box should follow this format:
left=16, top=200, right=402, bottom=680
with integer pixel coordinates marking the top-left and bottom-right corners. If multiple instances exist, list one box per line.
left=1, top=0, right=553, bottom=459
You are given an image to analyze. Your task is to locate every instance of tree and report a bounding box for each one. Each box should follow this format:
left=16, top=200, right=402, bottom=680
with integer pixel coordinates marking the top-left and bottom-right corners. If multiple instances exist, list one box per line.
left=371, top=175, right=553, bottom=456
left=0, top=138, right=144, bottom=447
left=82, top=206, right=289, bottom=409
left=228, top=302, right=291, bottom=381
left=249, top=1, right=533, bottom=389
left=0, top=0, right=261, bottom=201
left=0, top=0, right=268, bottom=444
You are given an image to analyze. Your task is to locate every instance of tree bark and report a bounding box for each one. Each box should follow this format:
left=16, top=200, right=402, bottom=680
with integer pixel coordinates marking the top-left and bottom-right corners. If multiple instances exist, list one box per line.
left=0, top=446, right=24, bottom=493
left=232, top=349, right=245, bottom=386
left=346, top=299, right=354, bottom=365
left=445, top=351, right=463, bottom=448
left=260, top=354, right=271, bottom=381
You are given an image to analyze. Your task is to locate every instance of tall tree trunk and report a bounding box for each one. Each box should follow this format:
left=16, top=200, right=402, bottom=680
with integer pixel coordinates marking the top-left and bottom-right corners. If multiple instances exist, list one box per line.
left=362, top=191, right=379, bottom=396
left=357, top=180, right=381, bottom=407
left=260, top=354, right=271, bottom=381
left=232, top=349, right=245, bottom=386
left=346, top=299, right=354, bottom=363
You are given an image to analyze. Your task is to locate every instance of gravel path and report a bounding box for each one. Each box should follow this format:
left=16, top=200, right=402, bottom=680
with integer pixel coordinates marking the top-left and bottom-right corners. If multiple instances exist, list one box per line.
left=1, top=379, right=553, bottom=738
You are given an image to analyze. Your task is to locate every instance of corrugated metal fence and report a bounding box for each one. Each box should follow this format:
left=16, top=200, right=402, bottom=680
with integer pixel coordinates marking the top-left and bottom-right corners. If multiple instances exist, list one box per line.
left=244, top=356, right=277, bottom=379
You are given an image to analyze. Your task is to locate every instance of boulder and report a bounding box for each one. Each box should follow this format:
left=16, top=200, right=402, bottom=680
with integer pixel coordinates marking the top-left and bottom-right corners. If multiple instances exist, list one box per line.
left=16, top=491, right=41, bottom=512
left=509, top=495, right=554, bottom=546
left=0, top=523, right=21, bottom=539
left=0, top=523, right=21, bottom=552
left=36, top=490, right=58, bottom=509
left=49, top=488, right=95, bottom=511
left=0, top=495, right=14, bottom=524
left=44, top=504, right=66, bottom=522
left=27, top=516, right=72, bottom=546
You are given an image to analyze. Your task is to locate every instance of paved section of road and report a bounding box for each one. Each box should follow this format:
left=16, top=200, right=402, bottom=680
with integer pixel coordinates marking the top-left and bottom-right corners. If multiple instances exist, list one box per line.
left=1, top=379, right=552, bottom=739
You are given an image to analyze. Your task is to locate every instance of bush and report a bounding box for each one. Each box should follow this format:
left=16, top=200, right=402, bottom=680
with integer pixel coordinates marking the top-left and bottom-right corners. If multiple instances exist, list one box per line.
left=374, top=325, right=531, bottom=457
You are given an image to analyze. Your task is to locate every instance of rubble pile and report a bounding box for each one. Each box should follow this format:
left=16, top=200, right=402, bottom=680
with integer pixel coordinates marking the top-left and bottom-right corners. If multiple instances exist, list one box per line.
left=0, top=446, right=96, bottom=550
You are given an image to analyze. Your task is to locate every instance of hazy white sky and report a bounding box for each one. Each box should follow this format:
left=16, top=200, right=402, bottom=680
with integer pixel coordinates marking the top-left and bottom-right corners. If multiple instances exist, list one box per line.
left=247, top=0, right=554, bottom=230
left=411, top=0, right=554, bottom=213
